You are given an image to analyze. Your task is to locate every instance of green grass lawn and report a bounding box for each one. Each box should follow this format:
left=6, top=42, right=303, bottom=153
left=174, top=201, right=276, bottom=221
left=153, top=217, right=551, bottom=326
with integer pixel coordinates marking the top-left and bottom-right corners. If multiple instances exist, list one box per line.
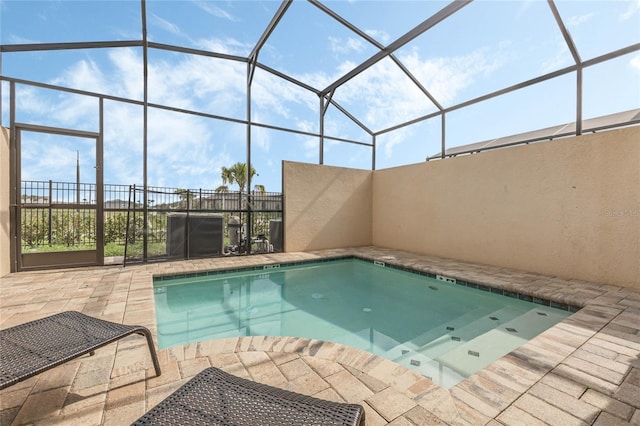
left=22, top=242, right=167, bottom=257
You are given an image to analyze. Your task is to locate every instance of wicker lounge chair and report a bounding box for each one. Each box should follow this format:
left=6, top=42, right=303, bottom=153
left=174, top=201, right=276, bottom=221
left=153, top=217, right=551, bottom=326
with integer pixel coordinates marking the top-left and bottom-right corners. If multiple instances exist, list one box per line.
left=0, top=311, right=161, bottom=390
left=133, top=367, right=365, bottom=426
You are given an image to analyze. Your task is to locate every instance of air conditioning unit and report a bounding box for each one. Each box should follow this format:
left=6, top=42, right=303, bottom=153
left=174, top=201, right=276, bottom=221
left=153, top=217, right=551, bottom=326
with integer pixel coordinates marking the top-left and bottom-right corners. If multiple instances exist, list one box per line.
left=166, top=213, right=224, bottom=259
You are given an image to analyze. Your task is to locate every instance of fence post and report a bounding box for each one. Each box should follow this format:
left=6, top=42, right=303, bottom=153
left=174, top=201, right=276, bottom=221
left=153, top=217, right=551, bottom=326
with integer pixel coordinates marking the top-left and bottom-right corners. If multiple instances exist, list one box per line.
left=48, top=180, right=53, bottom=246
left=132, top=184, right=136, bottom=244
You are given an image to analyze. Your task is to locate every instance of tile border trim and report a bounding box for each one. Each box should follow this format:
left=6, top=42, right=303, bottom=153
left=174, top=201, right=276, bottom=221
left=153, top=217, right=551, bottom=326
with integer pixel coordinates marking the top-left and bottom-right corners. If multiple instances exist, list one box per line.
left=152, top=255, right=580, bottom=312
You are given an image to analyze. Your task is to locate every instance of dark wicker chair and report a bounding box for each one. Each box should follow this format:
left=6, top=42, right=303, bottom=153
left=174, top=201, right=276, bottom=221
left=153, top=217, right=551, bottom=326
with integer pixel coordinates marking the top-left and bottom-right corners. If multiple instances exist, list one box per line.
left=0, top=311, right=161, bottom=390
left=133, top=367, right=365, bottom=426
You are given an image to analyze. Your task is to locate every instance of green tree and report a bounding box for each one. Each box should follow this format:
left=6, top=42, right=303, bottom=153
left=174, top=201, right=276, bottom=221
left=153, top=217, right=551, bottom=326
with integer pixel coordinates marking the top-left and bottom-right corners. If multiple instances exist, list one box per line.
left=104, top=212, right=128, bottom=244
left=21, top=214, right=49, bottom=248
left=216, top=163, right=264, bottom=249
left=215, top=162, right=262, bottom=209
left=215, top=162, right=258, bottom=194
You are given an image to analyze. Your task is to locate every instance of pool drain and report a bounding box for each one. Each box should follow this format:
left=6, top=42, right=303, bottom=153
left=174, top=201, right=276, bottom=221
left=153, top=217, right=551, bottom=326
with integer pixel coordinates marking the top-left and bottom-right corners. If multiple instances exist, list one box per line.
left=362, top=307, right=372, bottom=312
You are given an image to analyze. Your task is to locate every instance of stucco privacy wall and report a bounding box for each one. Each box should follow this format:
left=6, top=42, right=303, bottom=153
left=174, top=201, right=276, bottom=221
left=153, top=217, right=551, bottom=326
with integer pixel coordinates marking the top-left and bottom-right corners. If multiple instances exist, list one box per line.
left=373, top=126, right=640, bottom=289
left=1, top=127, right=10, bottom=277
left=283, top=161, right=372, bottom=252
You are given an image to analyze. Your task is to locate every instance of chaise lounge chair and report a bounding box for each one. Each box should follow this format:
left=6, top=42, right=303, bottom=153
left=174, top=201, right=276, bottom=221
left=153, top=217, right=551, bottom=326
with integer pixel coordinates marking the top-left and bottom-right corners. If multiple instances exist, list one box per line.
left=133, top=367, right=365, bottom=426
left=0, top=311, right=161, bottom=390
left=2, top=312, right=363, bottom=425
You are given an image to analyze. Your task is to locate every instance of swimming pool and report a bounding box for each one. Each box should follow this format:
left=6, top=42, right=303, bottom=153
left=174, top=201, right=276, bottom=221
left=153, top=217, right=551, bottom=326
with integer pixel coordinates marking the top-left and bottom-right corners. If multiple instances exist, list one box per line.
left=153, top=258, right=572, bottom=388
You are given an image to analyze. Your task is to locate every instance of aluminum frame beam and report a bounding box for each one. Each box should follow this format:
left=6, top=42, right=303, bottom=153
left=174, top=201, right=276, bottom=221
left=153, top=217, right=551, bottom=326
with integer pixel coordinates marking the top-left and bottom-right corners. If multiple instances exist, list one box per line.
left=547, top=0, right=581, bottom=64
left=149, top=42, right=247, bottom=63
left=141, top=0, right=149, bottom=261
left=547, top=0, right=583, bottom=134
left=326, top=99, right=373, bottom=136
left=311, top=0, right=444, bottom=111
left=374, top=41, right=640, bottom=137
left=249, top=1, right=292, bottom=63
left=0, top=40, right=142, bottom=53
left=1, top=0, right=638, bottom=169
left=248, top=0, right=291, bottom=86
left=320, top=0, right=472, bottom=96
left=0, top=74, right=371, bottom=148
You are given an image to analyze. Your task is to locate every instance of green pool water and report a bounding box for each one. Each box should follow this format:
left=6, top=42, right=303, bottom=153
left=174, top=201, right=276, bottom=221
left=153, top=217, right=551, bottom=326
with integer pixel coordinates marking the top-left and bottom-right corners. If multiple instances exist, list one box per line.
left=153, top=258, right=571, bottom=388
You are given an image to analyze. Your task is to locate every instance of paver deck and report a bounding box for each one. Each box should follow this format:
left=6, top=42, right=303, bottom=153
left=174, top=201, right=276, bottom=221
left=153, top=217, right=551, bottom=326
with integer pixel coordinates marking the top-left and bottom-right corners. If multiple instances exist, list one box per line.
left=1, top=247, right=638, bottom=425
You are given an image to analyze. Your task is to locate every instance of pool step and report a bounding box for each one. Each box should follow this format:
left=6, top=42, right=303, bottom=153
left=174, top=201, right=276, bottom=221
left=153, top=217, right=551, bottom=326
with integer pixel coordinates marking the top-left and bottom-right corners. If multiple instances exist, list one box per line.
left=403, top=307, right=491, bottom=350
left=409, top=305, right=528, bottom=360
left=383, top=305, right=523, bottom=364
left=386, top=350, right=465, bottom=389
left=383, top=305, right=568, bottom=387
left=435, top=307, right=570, bottom=377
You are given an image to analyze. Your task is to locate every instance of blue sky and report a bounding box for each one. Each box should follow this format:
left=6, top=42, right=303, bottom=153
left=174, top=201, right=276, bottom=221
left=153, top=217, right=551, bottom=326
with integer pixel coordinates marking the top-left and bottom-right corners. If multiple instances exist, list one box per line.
left=1, top=0, right=639, bottom=193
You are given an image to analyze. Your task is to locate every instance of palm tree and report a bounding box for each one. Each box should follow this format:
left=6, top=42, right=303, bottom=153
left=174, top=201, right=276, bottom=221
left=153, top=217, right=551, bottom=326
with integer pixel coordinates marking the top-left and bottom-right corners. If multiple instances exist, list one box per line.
left=213, top=185, right=229, bottom=210
left=219, top=162, right=257, bottom=193
left=216, top=163, right=263, bottom=249
left=217, top=162, right=259, bottom=208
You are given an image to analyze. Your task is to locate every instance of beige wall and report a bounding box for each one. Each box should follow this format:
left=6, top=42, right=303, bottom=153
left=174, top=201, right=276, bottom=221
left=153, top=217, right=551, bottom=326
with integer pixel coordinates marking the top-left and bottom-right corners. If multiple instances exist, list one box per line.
left=283, top=161, right=372, bottom=252
left=1, top=127, right=10, bottom=277
left=373, top=127, right=640, bottom=289
left=282, top=127, right=639, bottom=289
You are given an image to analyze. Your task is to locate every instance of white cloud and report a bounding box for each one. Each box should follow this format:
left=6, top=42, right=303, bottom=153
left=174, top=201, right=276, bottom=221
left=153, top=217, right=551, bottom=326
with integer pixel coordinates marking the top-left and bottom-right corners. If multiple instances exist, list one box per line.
left=303, top=136, right=319, bottom=160
left=250, top=68, right=319, bottom=128
left=567, top=12, right=595, bottom=27
left=147, top=51, right=246, bottom=116
left=296, top=120, right=316, bottom=134
left=14, top=76, right=99, bottom=132
left=250, top=113, right=272, bottom=152
left=515, top=0, right=536, bottom=18
left=145, top=108, right=229, bottom=188
left=251, top=81, right=292, bottom=121
left=14, top=47, right=249, bottom=188
left=197, top=38, right=253, bottom=56
left=407, top=47, right=505, bottom=101
left=40, top=48, right=143, bottom=102
left=107, top=49, right=144, bottom=99
left=11, top=37, right=501, bottom=185
left=7, top=34, right=38, bottom=44
left=294, top=60, right=356, bottom=91
left=380, top=127, right=413, bottom=160
left=631, top=53, right=640, bottom=70
left=14, top=86, right=51, bottom=117
left=541, top=40, right=573, bottom=74
left=365, top=29, right=391, bottom=45
left=331, top=47, right=502, bottom=133
left=50, top=58, right=107, bottom=94
left=193, top=1, right=236, bottom=22
left=150, top=13, right=182, bottom=36
left=55, top=95, right=98, bottom=129
left=102, top=103, right=144, bottom=185
left=620, top=0, right=640, bottom=20
left=20, top=140, right=78, bottom=182
left=306, top=45, right=506, bottom=157
left=328, top=36, right=365, bottom=55
left=104, top=48, right=249, bottom=188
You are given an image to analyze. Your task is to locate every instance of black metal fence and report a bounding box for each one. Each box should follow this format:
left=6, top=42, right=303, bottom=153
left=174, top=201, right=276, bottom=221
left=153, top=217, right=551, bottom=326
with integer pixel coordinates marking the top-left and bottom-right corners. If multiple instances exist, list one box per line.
left=20, top=180, right=284, bottom=264
left=21, top=180, right=98, bottom=251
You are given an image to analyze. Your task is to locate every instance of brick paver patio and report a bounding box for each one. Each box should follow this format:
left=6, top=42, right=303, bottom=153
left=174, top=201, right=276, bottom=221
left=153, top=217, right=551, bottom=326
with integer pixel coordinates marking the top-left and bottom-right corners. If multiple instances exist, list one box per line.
left=1, top=247, right=638, bottom=425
